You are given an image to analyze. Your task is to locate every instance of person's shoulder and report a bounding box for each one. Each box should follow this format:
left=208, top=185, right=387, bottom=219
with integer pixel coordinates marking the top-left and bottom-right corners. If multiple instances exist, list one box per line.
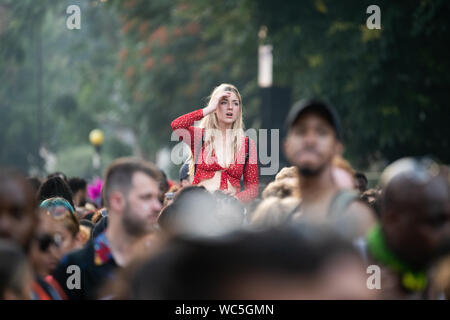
left=346, top=199, right=375, bottom=220
left=345, top=199, right=377, bottom=237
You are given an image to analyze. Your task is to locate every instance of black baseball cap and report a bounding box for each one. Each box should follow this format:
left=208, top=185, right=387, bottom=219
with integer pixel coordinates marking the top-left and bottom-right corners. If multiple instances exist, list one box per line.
left=285, top=99, right=343, bottom=141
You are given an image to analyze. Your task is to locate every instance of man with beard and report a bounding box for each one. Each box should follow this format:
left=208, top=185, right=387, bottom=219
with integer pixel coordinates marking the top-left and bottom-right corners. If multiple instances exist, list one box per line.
left=283, top=99, right=375, bottom=241
left=52, top=158, right=162, bottom=299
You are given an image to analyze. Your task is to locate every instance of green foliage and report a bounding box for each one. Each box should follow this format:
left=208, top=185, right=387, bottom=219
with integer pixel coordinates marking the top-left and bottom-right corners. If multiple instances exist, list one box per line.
left=110, top=0, right=450, bottom=170
left=109, top=0, right=261, bottom=161
left=0, top=0, right=128, bottom=175
left=0, top=0, right=54, bottom=171
left=252, top=0, right=450, bottom=167
left=1, top=0, right=449, bottom=177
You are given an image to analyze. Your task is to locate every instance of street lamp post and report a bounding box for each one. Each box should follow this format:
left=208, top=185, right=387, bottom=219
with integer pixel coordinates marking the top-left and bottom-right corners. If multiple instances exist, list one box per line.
left=89, top=129, right=104, bottom=175
left=257, top=25, right=291, bottom=184
left=258, top=26, right=272, bottom=88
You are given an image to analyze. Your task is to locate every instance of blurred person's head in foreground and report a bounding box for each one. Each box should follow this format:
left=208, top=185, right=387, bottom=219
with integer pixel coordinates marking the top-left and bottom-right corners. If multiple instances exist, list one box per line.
left=250, top=196, right=300, bottom=229
left=366, top=157, right=450, bottom=296
left=0, top=240, right=33, bottom=300
left=68, top=177, right=87, bottom=207
left=114, top=225, right=375, bottom=299
left=158, top=186, right=219, bottom=238
left=103, top=157, right=163, bottom=240
left=0, top=169, right=38, bottom=253
left=39, top=197, right=82, bottom=255
left=37, top=176, right=75, bottom=209
left=377, top=157, right=450, bottom=270
left=213, top=190, right=245, bottom=229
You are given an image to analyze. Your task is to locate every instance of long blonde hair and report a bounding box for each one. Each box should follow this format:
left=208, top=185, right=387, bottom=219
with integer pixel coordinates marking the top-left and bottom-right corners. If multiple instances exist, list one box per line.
left=189, top=84, right=245, bottom=176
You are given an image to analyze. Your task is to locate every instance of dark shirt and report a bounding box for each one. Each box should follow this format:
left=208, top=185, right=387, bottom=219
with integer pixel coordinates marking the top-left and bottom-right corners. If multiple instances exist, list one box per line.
left=52, top=231, right=117, bottom=300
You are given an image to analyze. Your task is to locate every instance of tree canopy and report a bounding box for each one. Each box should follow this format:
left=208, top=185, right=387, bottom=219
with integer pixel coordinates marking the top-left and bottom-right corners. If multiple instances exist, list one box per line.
left=1, top=0, right=448, bottom=178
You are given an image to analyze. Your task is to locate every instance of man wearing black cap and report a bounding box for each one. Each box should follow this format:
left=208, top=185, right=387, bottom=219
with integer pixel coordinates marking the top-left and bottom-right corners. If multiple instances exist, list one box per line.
left=283, top=99, right=375, bottom=241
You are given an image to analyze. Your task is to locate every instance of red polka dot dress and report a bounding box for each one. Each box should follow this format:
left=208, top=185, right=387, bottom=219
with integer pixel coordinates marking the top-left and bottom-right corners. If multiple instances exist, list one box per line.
left=171, top=109, right=259, bottom=203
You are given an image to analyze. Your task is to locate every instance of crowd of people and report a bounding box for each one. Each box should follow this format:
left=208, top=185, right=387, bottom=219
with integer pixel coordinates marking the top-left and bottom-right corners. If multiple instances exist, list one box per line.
left=1, top=84, right=449, bottom=300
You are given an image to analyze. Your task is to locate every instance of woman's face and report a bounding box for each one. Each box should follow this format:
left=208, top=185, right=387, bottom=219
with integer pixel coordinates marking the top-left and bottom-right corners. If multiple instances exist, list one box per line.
left=46, top=206, right=78, bottom=255
left=55, top=220, right=77, bottom=256
left=215, top=91, right=240, bottom=127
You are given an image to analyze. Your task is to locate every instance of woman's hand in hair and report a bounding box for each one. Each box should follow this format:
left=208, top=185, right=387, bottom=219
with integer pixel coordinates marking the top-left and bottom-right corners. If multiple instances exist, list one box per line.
left=203, top=91, right=231, bottom=116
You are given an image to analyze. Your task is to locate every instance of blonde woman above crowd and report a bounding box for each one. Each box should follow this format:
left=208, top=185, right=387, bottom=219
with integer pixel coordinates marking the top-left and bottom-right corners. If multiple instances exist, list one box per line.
left=171, top=84, right=259, bottom=203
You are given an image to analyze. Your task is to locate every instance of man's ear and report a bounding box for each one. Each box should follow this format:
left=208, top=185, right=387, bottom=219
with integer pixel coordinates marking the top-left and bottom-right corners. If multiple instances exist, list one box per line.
left=109, top=191, right=125, bottom=214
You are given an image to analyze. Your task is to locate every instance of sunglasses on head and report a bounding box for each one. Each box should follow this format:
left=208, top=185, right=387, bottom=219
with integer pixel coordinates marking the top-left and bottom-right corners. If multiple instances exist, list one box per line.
left=46, top=206, right=71, bottom=219
left=35, top=233, right=62, bottom=252
left=45, top=207, right=80, bottom=228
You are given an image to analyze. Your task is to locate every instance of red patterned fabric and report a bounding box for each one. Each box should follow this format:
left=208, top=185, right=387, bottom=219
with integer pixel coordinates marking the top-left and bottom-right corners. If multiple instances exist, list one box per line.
left=45, top=275, right=68, bottom=300
left=171, top=109, right=259, bottom=203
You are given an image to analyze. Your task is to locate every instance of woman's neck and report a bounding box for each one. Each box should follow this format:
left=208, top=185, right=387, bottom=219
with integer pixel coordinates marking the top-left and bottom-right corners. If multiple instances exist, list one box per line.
left=217, top=121, right=232, bottom=133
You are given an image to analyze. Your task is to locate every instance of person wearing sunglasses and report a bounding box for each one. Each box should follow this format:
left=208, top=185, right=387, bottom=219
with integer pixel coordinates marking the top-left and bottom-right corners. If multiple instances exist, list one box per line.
left=29, top=210, right=65, bottom=300
left=39, top=197, right=85, bottom=256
